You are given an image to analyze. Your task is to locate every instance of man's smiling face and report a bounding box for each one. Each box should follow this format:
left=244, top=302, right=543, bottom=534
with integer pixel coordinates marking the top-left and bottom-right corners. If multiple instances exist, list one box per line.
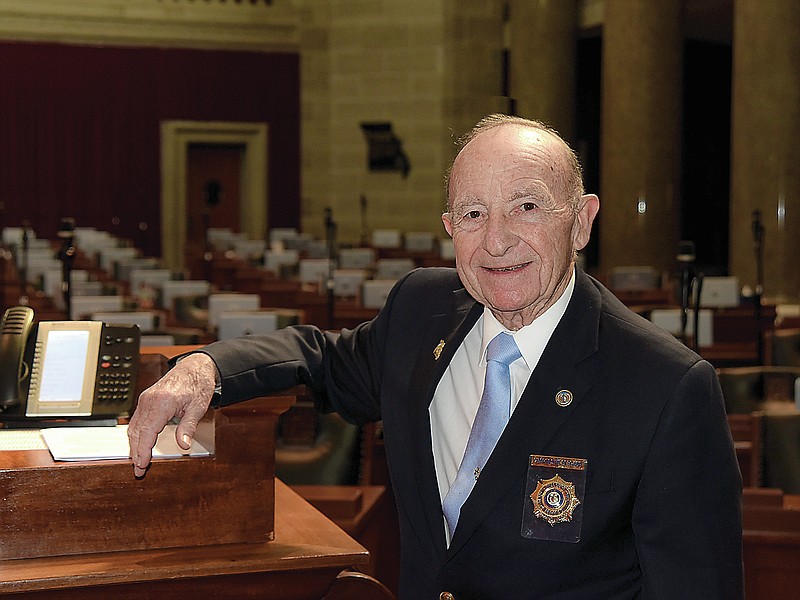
left=442, top=123, right=597, bottom=330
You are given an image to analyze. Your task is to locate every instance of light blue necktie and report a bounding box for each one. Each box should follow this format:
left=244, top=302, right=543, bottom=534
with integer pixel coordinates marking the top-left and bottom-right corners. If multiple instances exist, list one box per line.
left=442, top=332, right=521, bottom=538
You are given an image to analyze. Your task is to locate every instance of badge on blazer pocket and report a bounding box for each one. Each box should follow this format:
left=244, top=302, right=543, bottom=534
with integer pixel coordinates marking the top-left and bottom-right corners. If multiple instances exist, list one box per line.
left=521, top=454, right=587, bottom=543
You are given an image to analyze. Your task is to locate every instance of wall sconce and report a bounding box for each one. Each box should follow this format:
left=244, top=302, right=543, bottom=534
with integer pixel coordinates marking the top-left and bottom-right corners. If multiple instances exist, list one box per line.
left=360, top=122, right=410, bottom=178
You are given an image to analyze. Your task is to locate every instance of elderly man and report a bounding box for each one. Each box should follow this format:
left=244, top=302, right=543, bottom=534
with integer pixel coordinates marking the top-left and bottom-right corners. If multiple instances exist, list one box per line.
left=129, top=114, right=743, bottom=599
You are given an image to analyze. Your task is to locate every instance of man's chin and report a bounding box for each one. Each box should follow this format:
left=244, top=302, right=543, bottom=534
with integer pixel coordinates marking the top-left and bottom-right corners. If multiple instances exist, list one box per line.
left=488, top=298, right=534, bottom=317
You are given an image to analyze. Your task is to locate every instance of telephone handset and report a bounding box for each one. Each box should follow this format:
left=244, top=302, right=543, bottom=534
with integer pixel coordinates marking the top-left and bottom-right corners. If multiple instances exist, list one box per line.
left=0, top=306, right=141, bottom=423
left=0, top=306, right=35, bottom=409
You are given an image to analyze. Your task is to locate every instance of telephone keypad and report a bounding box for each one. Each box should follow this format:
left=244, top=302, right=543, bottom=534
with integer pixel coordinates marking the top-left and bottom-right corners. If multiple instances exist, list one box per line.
left=93, top=327, right=140, bottom=414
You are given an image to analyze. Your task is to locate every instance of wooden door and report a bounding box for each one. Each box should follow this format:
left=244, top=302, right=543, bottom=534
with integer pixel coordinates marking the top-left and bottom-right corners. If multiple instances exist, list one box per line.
left=186, top=143, right=244, bottom=253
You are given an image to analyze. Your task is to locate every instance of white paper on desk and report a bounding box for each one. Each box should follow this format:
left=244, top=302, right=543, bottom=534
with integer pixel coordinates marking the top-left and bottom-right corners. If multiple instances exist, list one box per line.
left=41, top=424, right=212, bottom=462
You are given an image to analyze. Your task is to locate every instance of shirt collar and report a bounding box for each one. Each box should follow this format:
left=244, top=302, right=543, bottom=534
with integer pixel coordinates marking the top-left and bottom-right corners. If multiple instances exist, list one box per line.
left=480, top=268, right=576, bottom=368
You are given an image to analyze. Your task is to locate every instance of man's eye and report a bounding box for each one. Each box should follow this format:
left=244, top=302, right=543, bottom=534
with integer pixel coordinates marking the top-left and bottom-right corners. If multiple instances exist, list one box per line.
left=466, top=210, right=483, bottom=219
left=520, top=202, right=537, bottom=211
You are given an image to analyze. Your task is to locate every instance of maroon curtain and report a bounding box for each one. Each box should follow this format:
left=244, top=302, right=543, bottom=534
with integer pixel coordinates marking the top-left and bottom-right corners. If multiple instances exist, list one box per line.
left=0, top=41, right=300, bottom=258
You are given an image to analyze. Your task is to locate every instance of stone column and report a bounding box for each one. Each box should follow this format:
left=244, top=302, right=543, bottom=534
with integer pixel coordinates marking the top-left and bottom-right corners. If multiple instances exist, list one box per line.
left=508, top=0, right=578, bottom=142
left=599, top=0, right=683, bottom=277
left=730, top=0, right=800, bottom=301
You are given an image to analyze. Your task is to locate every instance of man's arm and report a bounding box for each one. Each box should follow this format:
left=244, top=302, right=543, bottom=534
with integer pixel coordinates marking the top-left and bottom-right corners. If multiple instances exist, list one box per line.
left=126, top=323, right=376, bottom=477
left=127, top=353, right=218, bottom=477
left=633, top=359, right=744, bottom=598
left=126, top=272, right=418, bottom=478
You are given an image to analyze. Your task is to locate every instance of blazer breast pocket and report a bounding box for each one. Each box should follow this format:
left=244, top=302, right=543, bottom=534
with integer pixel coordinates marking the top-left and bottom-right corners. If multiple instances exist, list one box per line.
left=585, top=466, right=614, bottom=496
left=521, top=455, right=588, bottom=543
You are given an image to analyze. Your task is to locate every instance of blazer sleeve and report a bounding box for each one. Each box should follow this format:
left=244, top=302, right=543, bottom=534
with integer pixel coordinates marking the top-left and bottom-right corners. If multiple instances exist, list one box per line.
left=632, top=359, right=744, bottom=599
left=198, top=269, right=422, bottom=424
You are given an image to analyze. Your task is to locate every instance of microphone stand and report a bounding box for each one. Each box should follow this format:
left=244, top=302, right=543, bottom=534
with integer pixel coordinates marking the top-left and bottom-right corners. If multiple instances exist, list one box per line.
left=57, top=217, right=76, bottom=321
left=676, top=241, right=696, bottom=347
left=359, top=194, right=368, bottom=247
left=679, top=263, right=692, bottom=345
left=202, top=208, right=213, bottom=283
left=691, top=272, right=704, bottom=355
left=752, top=210, right=765, bottom=364
left=19, top=221, right=30, bottom=302
left=324, top=208, right=337, bottom=329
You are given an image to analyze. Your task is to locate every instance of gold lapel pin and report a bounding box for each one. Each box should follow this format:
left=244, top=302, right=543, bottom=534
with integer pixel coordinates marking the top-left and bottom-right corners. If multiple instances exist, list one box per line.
left=555, top=389, right=573, bottom=407
left=433, top=339, right=446, bottom=360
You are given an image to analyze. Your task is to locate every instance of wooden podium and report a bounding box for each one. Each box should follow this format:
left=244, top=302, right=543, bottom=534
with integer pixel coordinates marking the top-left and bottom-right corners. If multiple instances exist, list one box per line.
left=0, top=359, right=378, bottom=598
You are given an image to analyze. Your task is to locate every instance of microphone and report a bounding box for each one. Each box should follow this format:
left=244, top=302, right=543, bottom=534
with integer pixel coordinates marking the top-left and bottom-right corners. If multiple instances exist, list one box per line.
left=324, top=207, right=337, bottom=254
left=676, top=240, right=696, bottom=265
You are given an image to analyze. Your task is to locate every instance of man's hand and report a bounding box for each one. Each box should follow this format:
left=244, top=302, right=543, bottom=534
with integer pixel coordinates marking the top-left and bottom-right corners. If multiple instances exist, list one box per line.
left=127, top=353, right=218, bottom=477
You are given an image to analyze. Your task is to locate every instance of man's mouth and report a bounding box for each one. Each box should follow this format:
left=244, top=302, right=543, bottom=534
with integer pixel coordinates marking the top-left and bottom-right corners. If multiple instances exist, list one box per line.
left=485, top=262, right=529, bottom=272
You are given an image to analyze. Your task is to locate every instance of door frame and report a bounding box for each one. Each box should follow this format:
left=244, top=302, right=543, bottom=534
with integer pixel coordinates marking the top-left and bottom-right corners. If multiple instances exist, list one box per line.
left=160, top=120, right=268, bottom=272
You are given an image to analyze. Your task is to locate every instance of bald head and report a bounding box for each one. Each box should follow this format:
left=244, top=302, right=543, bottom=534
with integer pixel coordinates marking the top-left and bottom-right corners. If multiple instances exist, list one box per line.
left=445, top=114, right=585, bottom=213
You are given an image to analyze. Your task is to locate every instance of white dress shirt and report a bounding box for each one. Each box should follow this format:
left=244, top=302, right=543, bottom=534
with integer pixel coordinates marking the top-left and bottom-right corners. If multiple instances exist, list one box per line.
left=429, top=271, right=575, bottom=544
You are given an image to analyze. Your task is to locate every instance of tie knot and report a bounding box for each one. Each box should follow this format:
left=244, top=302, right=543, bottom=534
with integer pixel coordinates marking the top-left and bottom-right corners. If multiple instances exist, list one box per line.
left=487, top=332, right=521, bottom=367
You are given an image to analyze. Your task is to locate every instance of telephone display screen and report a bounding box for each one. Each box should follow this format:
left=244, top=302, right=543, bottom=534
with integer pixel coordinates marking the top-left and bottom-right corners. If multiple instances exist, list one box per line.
left=38, top=330, right=90, bottom=402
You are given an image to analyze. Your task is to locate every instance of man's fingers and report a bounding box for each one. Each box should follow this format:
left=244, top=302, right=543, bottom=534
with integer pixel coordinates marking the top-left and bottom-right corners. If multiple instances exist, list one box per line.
left=127, top=352, right=218, bottom=477
left=127, top=380, right=178, bottom=475
left=175, top=417, right=199, bottom=450
left=128, top=403, right=166, bottom=474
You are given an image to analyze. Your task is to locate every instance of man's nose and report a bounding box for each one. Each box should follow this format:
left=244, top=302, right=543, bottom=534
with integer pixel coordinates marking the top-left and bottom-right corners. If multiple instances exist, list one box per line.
left=482, top=213, right=516, bottom=256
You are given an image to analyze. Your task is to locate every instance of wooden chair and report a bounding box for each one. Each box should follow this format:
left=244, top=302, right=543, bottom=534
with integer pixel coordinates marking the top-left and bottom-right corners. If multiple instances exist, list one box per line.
left=170, top=294, right=209, bottom=329
left=761, top=412, right=800, bottom=494
left=322, top=570, right=396, bottom=600
left=765, top=327, right=800, bottom=367
left=727, top=413, right=762, bottom=487
left=717, top=366, right=800, bottom=414
left=275, top=396, right=361, bottom=486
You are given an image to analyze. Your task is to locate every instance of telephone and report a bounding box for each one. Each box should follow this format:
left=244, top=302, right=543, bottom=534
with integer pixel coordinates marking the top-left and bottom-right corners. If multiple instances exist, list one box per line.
left=0, top=306, right=140, bottom=424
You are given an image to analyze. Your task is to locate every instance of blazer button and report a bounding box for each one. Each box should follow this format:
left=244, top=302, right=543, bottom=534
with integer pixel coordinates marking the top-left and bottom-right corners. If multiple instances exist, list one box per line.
left=440, top=593, right=455, bottom=600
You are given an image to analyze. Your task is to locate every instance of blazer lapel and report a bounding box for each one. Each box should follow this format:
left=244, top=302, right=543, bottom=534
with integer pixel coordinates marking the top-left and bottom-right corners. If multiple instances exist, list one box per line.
left=404, top=287, right=482, bottom=562
left=447, top=270, right=602, bottom=554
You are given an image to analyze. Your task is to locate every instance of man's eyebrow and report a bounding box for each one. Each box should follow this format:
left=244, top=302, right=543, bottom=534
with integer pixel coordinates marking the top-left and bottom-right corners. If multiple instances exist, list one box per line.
left=508, top=185, right=554, bottom=204
left=509, top=187, right=545, bottom=199
left=450, top=196, right=485, bottom=210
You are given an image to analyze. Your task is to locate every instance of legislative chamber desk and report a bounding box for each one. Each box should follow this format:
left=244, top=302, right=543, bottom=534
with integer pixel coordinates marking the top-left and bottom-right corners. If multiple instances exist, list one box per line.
left=744, top=488, right=800, bottom=599
left=0, top=384, right=372, bottom=598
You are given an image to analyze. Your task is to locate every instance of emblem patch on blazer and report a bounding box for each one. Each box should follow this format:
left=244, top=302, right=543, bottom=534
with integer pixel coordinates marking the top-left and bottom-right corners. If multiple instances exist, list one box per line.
left=521, top=454, right=587, bottom=543
left=530, top=474, right=580, bottom=525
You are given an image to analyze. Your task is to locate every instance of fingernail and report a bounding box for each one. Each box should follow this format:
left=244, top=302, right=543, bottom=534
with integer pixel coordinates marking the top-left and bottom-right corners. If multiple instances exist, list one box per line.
left=182, top=434, right=191, bottom=447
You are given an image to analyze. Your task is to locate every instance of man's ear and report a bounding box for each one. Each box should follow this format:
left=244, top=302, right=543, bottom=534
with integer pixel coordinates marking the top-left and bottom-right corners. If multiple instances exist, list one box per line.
left=442, top=212, right=454, bottom=237
left=572, top=194, right=599, bottom=251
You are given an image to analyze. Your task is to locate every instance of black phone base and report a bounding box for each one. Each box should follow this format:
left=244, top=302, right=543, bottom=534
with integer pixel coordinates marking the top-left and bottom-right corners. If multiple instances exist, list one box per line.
left=0, top=417, right=118, bottom=429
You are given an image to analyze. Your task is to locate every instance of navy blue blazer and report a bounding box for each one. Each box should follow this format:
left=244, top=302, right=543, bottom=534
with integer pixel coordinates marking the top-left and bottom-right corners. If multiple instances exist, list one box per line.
left=204, top=267, right=743, bottom=600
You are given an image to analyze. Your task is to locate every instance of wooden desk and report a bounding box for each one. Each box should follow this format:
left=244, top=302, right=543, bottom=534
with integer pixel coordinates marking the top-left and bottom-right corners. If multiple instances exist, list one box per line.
left=292, top=485, right=400, bottom=595
left=140, top=344, right=204, bottom=359
left=700, top=342, right=760, bottom=368
left=0, top=395, right=296, bottom=561
left=0, top=481, right=369, bottom=599
left=743, top=488, right=800, bottom=600
left=0, top=377, right=377, bottom=599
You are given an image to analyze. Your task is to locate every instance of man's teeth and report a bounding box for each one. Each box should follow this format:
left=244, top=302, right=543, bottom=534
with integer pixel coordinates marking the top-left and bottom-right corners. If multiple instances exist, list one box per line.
left=492, top=265, right=523, bottom=272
